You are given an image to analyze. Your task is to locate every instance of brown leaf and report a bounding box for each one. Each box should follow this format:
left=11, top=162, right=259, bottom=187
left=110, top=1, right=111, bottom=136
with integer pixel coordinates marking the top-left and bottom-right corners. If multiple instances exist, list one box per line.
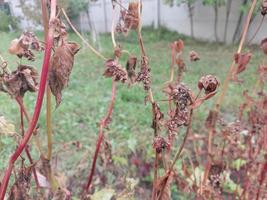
left=189, top=51, right=200, bottom=62
left=49, top=42, right=80, bottom=107
left=124, top=2, right=140, bottom=30
left=232, top=52, right=252, bottom=82
left=8, top=31, right=43, bottom=61
left=261, top=37, right=267, bottom=54
left=2, top=65, right=38, bottom=97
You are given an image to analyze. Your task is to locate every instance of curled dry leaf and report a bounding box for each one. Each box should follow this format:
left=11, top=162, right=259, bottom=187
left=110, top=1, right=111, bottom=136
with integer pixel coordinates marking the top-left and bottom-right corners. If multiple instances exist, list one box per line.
left=198, top=75, right=219, bottom=94
left=261, top=0, right=267, bottom=16
left=124, top=2, right=140, bottom=30
left=191, top=91, right=217, bottom=109
left=190, top=51, right=200, bottom=62
left=103, top=59, right=127, bottom=83
left=49, top=42, right=80, bottom=107
left=8, top=31, right=44, bottom=61
left=156, top=173, right=173, bottom=200
left=126, top=56, right=137, bottom=84
left=1, top=65, right=38, bottom=98
left=260, top=37, right=267, bottom=54
left=233, top=52, right=252, bottom=82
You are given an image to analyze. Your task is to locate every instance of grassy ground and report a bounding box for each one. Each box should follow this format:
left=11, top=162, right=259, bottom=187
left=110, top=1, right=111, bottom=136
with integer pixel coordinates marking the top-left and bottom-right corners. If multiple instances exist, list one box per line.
left=0, top=27, right=264, bottom=198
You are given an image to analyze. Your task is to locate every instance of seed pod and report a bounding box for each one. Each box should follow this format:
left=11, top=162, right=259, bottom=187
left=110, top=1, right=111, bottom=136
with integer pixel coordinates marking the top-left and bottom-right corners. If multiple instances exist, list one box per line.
left=198, top=75, right=219, bottom=94
left=103, top=59, right=127, bottom=83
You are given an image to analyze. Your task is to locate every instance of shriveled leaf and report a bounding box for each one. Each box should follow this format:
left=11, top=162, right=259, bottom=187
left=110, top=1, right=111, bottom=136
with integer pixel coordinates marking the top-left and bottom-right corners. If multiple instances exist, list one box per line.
left=2, top=65, right=38, bottom=98
left=126, top=56, right=137, bottom=84
left=124, top=2, right=140, bottom=30
left=156, top=174, right=173, bottom=200
left=49, top=42, right=80, bottom=107
left=0, top=116, right=16, bottom=136
left=232, top=52, right=252, bottom=82
left=8, top=31, right=43, bottom=61
left=104, top=59, right=127, bottom=83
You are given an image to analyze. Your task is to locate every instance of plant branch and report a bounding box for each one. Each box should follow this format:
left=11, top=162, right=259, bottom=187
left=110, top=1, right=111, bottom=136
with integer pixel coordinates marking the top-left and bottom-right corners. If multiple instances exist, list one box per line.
left=0, top=1, right=57, bottom=198
left=85, top=78, right=116, bottom=192
left=61, top=8, right=107, bottom=61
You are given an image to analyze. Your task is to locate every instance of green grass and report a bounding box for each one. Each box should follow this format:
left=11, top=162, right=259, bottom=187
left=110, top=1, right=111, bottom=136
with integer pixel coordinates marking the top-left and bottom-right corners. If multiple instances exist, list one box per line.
left=0, top=27, right=264, bottom=197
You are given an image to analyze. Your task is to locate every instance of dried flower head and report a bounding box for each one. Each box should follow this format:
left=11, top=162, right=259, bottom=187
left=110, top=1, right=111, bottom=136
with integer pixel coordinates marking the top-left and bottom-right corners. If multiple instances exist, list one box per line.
left=103, top=59, right=127, bottom=83
left=198, top=75, right=219, bottom=94
left=2, top=65, right=38, bottom=98
left=49, top=42, right=80, bottom=107
left=190, top=51, right=200, bottom=62
left=136, top=56, right=151, bottom=90
left=153, top=136, right=170, bottom=153
left=169, top=83, right=193, bottom=108
left=8, top=31, right=44, bottom=61
left=261, top=38, right=267, bottom=54
left=261, top=0, right=267, bottom=16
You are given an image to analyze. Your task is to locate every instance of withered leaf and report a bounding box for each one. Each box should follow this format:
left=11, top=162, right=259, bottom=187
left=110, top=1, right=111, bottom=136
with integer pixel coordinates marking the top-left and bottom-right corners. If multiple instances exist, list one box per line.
left=2, top=65, right=38, bottom=98
left=124, top=2, right=140, bottom=30
left=8, top=31, right=44, bottom=61
left=232, top=52, right=252, bottom=82
left=190, top=91, right=217, bottom=109
left=49, top=42, right=80, bottom=107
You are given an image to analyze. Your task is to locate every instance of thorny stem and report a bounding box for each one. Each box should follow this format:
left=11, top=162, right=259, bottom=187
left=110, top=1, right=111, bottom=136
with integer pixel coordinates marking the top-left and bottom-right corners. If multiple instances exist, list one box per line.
left=85, top=78, right=116, bottom=192
left=0, top=1, right=57, bottom=198
left=61, top=8, right=107, bottom=61
left=203, top=0, right=258, bottom=188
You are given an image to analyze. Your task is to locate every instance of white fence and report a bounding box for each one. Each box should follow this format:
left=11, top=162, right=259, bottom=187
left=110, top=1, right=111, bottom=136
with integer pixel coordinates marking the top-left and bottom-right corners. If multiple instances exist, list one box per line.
left=7, top=0, right=267, bottom=44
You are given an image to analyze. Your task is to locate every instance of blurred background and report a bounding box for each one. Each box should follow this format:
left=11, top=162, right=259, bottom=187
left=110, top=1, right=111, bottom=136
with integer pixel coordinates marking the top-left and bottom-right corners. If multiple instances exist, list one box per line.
left=1, top=0, right=267, bottom=44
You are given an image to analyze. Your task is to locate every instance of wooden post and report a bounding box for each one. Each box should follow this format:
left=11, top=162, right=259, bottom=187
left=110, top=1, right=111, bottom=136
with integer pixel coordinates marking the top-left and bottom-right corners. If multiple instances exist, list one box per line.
left=102, top=0, right=108, bottom=32
left=154, top=0, right=160, bottom=29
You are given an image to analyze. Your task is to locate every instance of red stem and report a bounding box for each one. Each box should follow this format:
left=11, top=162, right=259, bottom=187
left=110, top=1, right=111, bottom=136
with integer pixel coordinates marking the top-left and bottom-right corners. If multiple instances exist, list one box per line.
left=0, top=1, right=56, bottom=198
left=85, top=79, right=116, bottom=192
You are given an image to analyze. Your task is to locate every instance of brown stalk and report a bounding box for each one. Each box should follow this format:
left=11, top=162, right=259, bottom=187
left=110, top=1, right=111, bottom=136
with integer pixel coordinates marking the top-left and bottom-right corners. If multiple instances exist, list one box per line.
left=85, top=78, right=116, bottom=192
left=203, top=0, right=258, bottom=187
